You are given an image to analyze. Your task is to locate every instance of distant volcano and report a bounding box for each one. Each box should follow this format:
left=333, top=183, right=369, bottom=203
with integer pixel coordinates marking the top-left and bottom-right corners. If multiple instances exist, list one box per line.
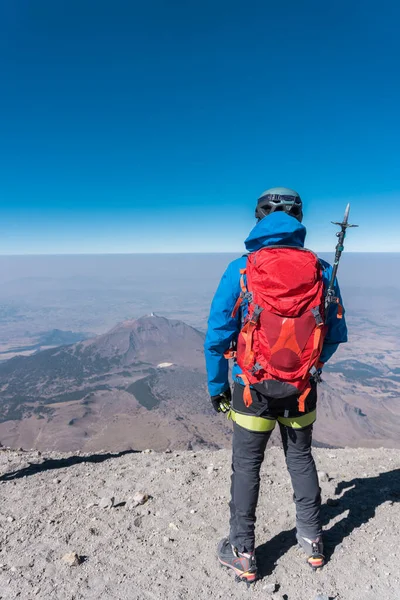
left=80, top=314, right=205, bottom=367
left=0, top=315, right=222, bottom=453
left=0, top=315, right=207, bottom=429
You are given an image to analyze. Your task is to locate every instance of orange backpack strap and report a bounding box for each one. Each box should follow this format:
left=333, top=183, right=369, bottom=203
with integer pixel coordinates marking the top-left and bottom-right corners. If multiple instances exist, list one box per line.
left=303, top=325, right=323, bottom=378
left=242, top=305, right=263, bottom=367
left=237, top=373, right=253, bottom=407
left=224, top=347, right=237, bottom=359
left=298, top=384, right=312, bottom=413
left=303, top=307, right=325, bottom=377
left=231, top=269, right=248, bottom=318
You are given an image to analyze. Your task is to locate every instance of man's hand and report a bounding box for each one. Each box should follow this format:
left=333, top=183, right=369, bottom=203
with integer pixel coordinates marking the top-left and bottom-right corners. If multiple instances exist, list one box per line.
left=311, top=361, right=324, bottom=383
left=211, top=388, right=232, bottom=413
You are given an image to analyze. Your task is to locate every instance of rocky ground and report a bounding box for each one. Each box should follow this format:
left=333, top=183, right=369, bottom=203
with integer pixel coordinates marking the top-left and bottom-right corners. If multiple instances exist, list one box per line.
left=0, top=446, right=399, bottom=600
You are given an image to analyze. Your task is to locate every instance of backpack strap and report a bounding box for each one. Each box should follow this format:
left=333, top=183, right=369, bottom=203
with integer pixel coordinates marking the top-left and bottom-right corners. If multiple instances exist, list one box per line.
left=231, top=269, right=248, bottom=318
left=298, top=384, right=312, bottom=413
left=224, top=346, right=237, bottom=359
left=302, top=321, right=324, bottom=378
left=237, top=373, right=253, bottom=407
left=241, top=305, right=263, bottom=367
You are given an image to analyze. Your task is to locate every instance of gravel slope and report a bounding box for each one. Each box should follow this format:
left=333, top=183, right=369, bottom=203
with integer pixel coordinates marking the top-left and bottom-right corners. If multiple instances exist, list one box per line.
left=1, top=446, right=399, bottom=600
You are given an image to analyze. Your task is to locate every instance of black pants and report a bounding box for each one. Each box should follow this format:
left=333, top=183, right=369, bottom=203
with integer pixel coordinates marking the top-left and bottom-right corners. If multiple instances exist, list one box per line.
left=229, top=383, right=321, bottom=553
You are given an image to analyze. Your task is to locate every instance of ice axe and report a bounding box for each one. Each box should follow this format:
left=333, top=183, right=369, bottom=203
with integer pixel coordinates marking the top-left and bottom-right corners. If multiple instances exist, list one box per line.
left=325, top=203, right=358, bottom=314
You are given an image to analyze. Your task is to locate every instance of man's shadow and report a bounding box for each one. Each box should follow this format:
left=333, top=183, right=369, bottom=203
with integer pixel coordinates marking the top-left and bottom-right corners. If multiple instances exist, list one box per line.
left=0, top=449, right=139, bottom=481
left=256, top=468, right=400, bottom=579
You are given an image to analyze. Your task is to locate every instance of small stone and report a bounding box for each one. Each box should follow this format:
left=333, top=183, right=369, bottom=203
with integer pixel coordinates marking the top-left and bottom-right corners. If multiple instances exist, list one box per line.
left=133, top=492, right=149, bottom=506
left=169, top=522, right=179, bottom=531
left=143, top=449, right=152, bottom=454
left=15, top=557, right=34, bottom=569
left=315, top=595, right=330, bottom=600
left=317, top=471, right=329, bottom=483
left=263, top=582, right=277, bottom=593
left=165, top=448, right=172, bottom=454
left=133, top=517, right=142, bottom=527
left=6, top=516, right=15, bottom=523
left=327, top=498, right=339, bottom=507
left=99, top=497, right=115, bottom=509
left=62, top=552, right=82, bottom=567
left=190, top=509, right=197, bottom=514
left=52, top=478, right=61, bottom=484
left=86, top=503, right=96, bottom=509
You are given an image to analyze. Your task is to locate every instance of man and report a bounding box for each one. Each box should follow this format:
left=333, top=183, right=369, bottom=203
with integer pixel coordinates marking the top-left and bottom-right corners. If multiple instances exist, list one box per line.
left=204, top=187, right=347, bottom=583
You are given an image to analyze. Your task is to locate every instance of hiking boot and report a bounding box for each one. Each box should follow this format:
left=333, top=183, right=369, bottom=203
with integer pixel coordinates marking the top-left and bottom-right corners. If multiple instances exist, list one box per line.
left=296, top=533, right=325, bottom=570
left=217, top=538, right=257, bottom=583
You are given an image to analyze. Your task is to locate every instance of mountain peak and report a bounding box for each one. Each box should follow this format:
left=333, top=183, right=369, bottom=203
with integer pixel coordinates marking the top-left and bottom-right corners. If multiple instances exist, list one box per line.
left=85, top=314, right=205, bottom=367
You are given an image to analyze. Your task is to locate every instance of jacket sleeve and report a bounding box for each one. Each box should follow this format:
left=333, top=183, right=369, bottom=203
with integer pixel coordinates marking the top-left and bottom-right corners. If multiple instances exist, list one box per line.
left=204, top=260, right=242, bottom=396
left=320, top=266, right=348, bottom=364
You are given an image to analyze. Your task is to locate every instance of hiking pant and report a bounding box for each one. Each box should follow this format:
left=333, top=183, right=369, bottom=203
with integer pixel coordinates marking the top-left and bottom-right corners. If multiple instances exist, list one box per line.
left=229, top=382, right=321, bottom=553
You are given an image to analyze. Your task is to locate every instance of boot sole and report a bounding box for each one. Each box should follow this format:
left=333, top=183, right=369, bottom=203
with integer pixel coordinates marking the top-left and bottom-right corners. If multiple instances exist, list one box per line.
left=218, top=557, right=257, bottom=583
left=307, top=555, right=325, bottom=570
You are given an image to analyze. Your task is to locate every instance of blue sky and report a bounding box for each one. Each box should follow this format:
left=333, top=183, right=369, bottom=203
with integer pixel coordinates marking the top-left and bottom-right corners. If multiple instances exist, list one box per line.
left=0, top=0, right=399, bottom=254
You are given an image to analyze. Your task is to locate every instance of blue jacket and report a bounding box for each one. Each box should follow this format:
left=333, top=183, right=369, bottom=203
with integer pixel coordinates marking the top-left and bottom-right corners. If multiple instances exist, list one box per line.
left=204, top=212, right=348, bottom=397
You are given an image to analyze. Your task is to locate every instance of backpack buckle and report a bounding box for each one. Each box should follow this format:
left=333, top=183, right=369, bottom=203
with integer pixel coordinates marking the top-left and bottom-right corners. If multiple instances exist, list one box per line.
left=311, top=306, right=324, bottom=326
left=325, top=294, right=339, bottom=305
left=239, top=290, right=253, bottom=302
left=250, top=305, right=263, bottom=324
left=251, top=362, right=263, bottom=375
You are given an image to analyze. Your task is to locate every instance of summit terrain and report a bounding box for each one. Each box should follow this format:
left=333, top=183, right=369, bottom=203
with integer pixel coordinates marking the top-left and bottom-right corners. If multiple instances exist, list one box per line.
left=0, top=445, right=399, bottom=600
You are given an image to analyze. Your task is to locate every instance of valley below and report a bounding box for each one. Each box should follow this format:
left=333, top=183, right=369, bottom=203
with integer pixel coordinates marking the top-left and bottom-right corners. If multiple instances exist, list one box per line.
left=0, top=313, right=399, bottom=452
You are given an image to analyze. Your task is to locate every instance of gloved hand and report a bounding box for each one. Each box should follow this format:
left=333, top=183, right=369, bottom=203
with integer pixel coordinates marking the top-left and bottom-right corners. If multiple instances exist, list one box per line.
left=311, top=362, right=324, bottom=383
left=211, top=387, right=232, bottom=413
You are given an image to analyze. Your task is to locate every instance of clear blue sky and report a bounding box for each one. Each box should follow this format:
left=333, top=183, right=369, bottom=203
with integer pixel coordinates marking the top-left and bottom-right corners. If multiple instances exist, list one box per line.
left=0, top=0, right=399, bottom=254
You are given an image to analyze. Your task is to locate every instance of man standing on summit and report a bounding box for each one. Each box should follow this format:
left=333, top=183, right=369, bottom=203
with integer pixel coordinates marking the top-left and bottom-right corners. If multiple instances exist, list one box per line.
left=204, top=187, right=347, bottom=583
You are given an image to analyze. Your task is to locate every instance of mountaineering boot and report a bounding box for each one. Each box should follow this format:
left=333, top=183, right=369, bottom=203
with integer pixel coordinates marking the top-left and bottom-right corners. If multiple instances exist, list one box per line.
left=217, top=538, right=257, bottom=583
left=296, top=533, right=325, bottom=570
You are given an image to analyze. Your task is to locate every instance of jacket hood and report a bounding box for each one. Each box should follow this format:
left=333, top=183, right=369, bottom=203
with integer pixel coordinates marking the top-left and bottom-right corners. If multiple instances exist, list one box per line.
left=244, top=212, right=307, bottom=252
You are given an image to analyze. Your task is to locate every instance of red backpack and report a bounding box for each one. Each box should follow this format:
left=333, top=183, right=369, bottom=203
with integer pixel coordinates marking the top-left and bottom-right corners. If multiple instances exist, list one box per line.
left=229, top=246, right=328, bottom=412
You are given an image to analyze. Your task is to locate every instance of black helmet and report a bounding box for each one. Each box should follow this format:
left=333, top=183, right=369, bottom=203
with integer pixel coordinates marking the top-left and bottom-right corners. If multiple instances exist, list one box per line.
left=255, top=187, right=303, bottom=222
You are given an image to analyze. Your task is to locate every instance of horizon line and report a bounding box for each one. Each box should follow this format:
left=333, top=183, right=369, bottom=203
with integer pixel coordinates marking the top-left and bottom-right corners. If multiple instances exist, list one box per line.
left=0, top=251, right=399, bottom=257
